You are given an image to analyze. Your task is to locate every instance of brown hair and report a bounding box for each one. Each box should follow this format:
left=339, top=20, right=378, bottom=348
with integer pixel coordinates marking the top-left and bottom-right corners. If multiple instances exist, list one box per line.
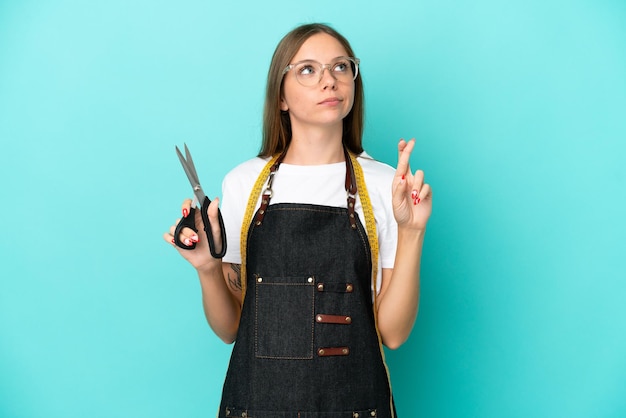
left=259, top=23, right=364, bottom=157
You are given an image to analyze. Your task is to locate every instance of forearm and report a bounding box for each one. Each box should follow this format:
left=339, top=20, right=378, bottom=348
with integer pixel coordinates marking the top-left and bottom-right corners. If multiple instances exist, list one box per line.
left=376, top=227, right=424, bottom=349
left=197, top=263, right=242, bottom=344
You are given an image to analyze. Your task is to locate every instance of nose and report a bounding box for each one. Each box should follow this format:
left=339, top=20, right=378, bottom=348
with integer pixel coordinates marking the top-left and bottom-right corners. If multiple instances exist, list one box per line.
left=320, top=66, right=337, bottom=89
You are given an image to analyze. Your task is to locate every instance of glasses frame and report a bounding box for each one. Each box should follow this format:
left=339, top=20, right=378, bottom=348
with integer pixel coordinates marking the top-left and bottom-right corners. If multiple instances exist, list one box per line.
left=283, top=56, right=360, bottom=86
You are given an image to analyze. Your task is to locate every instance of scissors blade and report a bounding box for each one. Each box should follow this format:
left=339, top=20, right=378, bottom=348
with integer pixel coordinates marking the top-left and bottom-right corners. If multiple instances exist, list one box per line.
left=175, top=144, right=207, bottom=207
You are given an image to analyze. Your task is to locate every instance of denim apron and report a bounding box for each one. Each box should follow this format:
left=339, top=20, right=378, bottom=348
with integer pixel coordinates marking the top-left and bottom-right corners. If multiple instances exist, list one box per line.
left=218, top=151, right=396, bottom=418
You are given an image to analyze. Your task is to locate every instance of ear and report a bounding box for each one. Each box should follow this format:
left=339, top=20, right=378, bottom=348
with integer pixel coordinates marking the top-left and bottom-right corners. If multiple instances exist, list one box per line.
left=280, top=97, right=289, bottom=111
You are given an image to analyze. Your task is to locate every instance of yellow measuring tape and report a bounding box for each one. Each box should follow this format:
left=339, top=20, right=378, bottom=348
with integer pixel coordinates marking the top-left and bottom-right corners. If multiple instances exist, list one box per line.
left=238, top=153, right=379, bottom=304
left=348, top=152, right=379, bottom=308
left=239, top=154, right=280, bottom=300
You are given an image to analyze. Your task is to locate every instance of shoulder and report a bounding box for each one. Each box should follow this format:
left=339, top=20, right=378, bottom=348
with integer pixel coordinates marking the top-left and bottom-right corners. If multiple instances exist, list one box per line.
left=222, top=156, right=272, bottom=190
left=356, top=151, right=396, bottom=192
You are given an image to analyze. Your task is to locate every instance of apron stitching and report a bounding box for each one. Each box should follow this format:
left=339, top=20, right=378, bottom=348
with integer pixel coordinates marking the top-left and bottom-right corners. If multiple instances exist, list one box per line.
left=254, top=277, right=316, bottom=360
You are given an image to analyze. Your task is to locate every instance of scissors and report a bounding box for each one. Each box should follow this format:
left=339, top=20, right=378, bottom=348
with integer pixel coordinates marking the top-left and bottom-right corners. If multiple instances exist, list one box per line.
left=173, top=144, right=227, bottom=258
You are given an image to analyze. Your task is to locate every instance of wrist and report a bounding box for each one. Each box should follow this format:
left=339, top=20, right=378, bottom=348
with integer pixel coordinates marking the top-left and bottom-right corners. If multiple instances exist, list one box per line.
left=397, top=224, right=426, bottom=235
left=196, top=260, right=222, bottom=276
left=397, top=226, right=426, bottom=245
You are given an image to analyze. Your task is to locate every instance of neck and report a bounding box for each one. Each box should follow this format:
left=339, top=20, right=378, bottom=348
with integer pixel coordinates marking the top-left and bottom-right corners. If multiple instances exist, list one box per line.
left=283, top=125, right=344, bottom=165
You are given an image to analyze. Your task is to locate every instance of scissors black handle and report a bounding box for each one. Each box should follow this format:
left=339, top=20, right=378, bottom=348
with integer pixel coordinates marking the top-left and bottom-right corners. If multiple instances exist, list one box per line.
left=173, top=196, right=227, bottom=258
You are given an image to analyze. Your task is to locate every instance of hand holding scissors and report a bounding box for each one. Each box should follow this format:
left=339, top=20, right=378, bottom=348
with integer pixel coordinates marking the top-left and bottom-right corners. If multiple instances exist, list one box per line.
left=173, top=144, right=227, bottom=258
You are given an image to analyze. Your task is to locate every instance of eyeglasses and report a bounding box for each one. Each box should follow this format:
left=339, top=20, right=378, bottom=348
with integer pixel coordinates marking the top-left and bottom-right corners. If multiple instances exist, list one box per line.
left=283, top=57, right=360, bottom=86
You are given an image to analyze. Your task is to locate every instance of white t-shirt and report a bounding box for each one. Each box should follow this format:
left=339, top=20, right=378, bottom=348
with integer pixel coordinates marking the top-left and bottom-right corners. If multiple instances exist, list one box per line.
left=220, top=152, right=398, bottom=294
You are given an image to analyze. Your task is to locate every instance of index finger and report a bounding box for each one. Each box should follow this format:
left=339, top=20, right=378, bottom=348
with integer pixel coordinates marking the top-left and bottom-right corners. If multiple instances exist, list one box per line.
left=396, top=138, right=416, bottom=177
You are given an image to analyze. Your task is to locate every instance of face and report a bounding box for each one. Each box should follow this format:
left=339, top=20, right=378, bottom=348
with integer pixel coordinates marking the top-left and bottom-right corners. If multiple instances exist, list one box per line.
left=280, top=33, right=355, bottom=132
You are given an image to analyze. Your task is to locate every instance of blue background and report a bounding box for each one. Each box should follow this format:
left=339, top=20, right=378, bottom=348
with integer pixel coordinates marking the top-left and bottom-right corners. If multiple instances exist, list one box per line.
left=1, top=1, right=625, bottom=417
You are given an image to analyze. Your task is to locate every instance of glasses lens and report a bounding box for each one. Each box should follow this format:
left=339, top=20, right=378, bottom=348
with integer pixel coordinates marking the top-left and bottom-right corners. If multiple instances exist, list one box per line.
left=329, top=60, right=347, bottom=80
left=294, top=61, right=320, bottom=86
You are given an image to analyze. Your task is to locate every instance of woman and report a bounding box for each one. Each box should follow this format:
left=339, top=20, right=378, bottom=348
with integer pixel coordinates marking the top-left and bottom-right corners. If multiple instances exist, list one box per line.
left=164, top=23, right=432, bottom=418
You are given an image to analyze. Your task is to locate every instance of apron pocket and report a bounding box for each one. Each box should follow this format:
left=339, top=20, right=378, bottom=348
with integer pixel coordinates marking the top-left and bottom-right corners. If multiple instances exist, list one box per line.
left=254, top=275, right=315, bottom=359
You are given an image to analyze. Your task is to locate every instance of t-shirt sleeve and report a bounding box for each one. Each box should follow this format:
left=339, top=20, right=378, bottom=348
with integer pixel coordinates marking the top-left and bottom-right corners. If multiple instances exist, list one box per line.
left=220, top=158, right=267, bottom=265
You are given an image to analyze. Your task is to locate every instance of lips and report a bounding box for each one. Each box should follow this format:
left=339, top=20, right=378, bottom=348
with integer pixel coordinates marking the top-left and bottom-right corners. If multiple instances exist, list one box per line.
left=319, top=97, right=341, bottom=105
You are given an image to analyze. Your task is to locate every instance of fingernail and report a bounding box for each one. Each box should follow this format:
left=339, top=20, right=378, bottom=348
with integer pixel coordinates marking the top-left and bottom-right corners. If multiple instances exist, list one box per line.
left=184, top=238, right=192, bottom=246
left=191, top=235, right=199, bottom=243
left=171, top=239, right=175, bottom=245
left=182, top=208, right=189, bottom=218
left=411, top=190, right=418, bottom=200
left=401, top=175, right=405, bottom=180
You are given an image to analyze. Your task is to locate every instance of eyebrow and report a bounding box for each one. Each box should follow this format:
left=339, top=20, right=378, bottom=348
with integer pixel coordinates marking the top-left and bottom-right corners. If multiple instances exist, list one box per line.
left=294, top=56, right=349, bottom=63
